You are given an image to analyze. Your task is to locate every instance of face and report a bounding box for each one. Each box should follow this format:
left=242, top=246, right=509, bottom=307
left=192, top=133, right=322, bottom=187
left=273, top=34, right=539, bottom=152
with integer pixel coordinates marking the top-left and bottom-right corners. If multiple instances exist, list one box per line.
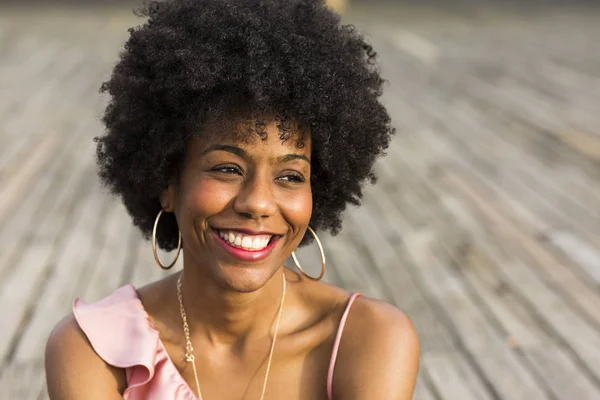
left=163, top=119, right=312, bottom=292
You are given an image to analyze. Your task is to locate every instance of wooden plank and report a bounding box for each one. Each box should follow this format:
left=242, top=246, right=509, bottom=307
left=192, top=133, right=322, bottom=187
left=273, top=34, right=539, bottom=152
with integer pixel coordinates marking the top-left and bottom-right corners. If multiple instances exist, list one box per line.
left=0, top=131, right=79, bottom=277
left=417, top=125, right=554, bottom=235
left=483, top=76, right=599, bottom=145
left=433, top=205, right=600, bottom=398
left=8, top=175, right=108, bottom=362
left=0, top=132, right=64, bottom=223
left=428, top=90, right=598, bottom=237
left=410, top=233, right=548, bottom=400
left=404, top=123, right=600, bottom=290
left=402, top=125, right=600, bottom=329
left=412, top=373, right=438, bottom=400
left=527, top=347, right=600, bottom=399
left=422, top=352, right=498, bottom=400
left=391, top=30, right=439, bottom=65
left=459, top=77, right=600, bottom=195
left=0, top=129, right=32, bottom=178
left=545, top=230, right=600, bottom=286
left=455, top=84, right=600, bottom=206
left=13, top=174, right=110, bottom=359
left=0, top=141, right=94, bottom=362
left=0, top=33, right=104, bottom=272
left=375, top=36, right=600, bottom=241
left=0, top=360, right=46, bottom=400
left=439, top=166, right=600, bottom=380
left=79, top=201, right=139, bottom=302
left=322, top=231, right=384, bottom=299
left=0, top=34, right=68, bottom=164
left=557, top=130, right=600, bottom=162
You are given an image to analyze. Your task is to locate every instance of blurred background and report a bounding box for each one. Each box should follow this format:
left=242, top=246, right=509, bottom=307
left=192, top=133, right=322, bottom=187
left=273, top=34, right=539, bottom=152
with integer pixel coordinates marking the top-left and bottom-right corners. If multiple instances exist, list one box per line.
left=1, top=0, right=600, bottom=398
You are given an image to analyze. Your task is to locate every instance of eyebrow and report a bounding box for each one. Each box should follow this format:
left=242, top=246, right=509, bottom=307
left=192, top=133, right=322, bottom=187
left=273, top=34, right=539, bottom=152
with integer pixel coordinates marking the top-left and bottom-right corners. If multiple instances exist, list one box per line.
left=279, top=153, right=310, bottom=164
left=201, top=144, right=246, bottom=158
left=202, top=144, right=310, bottom=164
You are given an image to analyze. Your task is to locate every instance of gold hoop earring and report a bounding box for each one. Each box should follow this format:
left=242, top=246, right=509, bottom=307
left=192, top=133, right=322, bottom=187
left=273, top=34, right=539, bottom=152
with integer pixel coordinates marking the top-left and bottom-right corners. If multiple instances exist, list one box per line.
left=152, top=209, right=182, bottom=270
left=291, top=226, right=326, bottom=281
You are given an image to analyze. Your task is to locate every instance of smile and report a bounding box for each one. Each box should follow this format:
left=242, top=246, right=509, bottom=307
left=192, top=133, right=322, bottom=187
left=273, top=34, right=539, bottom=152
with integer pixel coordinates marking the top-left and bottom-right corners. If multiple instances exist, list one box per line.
left=212, top=228, right=281, bottom=262
left=217, top=230, right=273, bottom=251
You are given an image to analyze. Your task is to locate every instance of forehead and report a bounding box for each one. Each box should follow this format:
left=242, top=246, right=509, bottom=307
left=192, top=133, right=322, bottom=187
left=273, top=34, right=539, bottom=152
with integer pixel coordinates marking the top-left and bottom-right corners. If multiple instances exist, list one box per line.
left=188, top=117, right=311, bottom=157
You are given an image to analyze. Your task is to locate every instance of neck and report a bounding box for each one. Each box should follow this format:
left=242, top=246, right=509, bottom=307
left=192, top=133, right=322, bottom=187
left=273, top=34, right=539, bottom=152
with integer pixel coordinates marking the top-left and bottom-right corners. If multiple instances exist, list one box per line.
left=178, top=257, right=286, bottom=346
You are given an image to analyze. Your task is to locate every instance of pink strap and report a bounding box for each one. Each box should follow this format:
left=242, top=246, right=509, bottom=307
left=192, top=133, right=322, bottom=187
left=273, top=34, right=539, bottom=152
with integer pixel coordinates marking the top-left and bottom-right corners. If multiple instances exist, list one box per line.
left=326, top=293, right=362, bottom=400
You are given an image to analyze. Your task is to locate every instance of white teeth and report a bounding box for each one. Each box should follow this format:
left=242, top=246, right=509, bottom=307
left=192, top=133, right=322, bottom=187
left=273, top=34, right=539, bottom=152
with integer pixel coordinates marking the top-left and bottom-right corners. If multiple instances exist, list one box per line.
left=218, top=230, right=273, bottom=251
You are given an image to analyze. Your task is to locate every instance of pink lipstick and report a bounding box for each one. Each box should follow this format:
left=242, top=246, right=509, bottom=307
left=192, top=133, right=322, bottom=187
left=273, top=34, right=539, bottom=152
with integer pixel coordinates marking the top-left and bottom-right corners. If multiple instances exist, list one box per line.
left=213, top=230, right=279, bottom=262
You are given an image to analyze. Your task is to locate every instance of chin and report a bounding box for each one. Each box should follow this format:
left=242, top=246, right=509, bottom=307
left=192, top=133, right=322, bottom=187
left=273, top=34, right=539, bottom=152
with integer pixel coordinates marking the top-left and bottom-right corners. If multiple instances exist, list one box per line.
left=214, top=263, right=278, bottom=293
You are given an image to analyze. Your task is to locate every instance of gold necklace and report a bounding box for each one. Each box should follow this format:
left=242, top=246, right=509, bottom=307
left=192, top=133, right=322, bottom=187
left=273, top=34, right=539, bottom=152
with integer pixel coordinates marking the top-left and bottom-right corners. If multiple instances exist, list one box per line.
left=177, top=269, right=287, bottom=400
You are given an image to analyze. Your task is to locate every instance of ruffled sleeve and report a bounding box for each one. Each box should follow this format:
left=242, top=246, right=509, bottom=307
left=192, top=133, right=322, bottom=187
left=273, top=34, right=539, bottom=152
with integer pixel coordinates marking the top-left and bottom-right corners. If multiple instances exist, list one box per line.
left=73, top=285, right=202, bottom=399
left=73, top=285, right=160, bottom=397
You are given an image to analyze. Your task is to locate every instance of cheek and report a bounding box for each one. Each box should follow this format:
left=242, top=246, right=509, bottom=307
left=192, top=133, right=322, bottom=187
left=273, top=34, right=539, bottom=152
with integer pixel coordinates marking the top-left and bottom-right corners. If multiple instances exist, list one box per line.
left=279, top=187, right=313, bottom=226
left=179, top=177, right=235, bottom=219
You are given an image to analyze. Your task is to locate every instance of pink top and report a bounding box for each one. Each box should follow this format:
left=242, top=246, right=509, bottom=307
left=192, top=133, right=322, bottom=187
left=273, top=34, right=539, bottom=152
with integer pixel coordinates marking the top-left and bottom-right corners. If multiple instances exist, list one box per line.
left=73, top=285, right=361, bottom=400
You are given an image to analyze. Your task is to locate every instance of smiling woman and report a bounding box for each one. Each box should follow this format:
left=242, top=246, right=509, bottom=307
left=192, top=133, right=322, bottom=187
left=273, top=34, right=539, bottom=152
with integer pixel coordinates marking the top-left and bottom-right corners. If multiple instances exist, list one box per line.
left=44, top=1, right=419, bottom=399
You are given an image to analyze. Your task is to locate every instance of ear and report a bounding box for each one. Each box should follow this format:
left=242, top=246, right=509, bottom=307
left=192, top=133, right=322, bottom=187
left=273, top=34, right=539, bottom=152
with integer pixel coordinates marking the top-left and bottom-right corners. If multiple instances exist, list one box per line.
left=159, top=184, right=177, bottom=212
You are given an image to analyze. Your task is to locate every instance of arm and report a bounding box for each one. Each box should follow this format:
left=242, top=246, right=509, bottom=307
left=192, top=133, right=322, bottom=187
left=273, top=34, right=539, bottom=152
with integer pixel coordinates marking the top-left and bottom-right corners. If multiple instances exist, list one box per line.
left=45, top=314, right=126, bottom=400
left=333, top=298, right=420, bottom=400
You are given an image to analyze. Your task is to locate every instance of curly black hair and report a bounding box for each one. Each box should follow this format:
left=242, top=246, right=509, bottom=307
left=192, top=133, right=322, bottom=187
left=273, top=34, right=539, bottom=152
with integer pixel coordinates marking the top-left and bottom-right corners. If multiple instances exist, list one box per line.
left=96, top=0, right=394, bottom=251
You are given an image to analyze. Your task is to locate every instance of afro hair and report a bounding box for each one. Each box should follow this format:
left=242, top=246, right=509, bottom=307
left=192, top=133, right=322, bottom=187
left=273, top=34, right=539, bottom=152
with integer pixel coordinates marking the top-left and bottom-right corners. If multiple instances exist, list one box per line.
left=96, top=0, right=394, bottom=250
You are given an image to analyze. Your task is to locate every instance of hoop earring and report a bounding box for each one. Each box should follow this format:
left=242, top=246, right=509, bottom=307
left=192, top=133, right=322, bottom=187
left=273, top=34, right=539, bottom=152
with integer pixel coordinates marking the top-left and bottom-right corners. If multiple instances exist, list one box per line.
left=152, top=209, right=182, bottom=270
left=291, top=226, right=326, bottom=281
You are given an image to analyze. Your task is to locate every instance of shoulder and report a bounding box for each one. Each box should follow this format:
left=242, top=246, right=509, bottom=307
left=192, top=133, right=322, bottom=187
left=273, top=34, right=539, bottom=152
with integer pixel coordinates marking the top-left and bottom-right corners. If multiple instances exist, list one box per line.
left=45, top=313, right=127, bottom=399
left=350, top=296, right=419, bottom=348
left=333, top=296, right=420, bottom=400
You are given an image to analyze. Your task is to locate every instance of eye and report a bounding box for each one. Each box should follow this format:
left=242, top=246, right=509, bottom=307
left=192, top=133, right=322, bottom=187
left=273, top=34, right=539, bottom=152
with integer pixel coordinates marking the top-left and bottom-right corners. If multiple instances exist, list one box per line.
left=211, top=164, right=243, bottom=175
left=277, top=172, right=306, bottom=183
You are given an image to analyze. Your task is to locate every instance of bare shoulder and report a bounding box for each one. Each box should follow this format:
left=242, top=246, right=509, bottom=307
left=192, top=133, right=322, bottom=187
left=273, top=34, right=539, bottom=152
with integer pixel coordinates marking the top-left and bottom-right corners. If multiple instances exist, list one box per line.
left=333, top=296, right=420, bottom=400
left=350, top=296, right=419, bottom=346
left=45, top=313, right=125, bottom=399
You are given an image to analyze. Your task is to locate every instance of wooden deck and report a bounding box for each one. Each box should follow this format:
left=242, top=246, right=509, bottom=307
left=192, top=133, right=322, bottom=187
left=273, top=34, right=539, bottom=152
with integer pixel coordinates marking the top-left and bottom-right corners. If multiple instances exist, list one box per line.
left=1, top=1, right=600, bottom=399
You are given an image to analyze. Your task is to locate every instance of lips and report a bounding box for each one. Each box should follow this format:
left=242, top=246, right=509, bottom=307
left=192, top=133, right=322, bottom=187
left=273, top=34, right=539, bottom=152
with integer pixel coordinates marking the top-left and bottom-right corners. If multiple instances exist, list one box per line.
left=211, top=228, right=282, bottom=262
left=217, top=229, right=273, bottom=251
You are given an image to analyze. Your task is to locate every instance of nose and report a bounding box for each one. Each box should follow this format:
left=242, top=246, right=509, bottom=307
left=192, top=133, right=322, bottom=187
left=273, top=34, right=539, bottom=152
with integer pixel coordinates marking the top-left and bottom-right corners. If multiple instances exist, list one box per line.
left=233, top=171, right=277, bottom=219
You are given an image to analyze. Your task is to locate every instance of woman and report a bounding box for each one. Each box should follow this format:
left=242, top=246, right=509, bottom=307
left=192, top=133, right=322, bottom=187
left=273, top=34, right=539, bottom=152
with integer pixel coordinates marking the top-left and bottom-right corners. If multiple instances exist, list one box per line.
left=45, top=0, right=420, bottom=399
